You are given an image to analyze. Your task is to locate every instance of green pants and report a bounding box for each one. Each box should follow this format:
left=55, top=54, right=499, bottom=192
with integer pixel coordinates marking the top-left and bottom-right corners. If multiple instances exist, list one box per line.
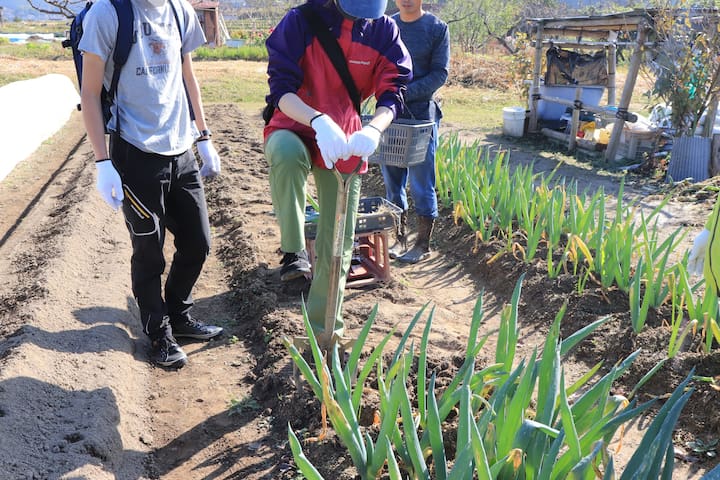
left=264, top=130, right=361, bottom=336
left=706, top=198, right=720, bottom=297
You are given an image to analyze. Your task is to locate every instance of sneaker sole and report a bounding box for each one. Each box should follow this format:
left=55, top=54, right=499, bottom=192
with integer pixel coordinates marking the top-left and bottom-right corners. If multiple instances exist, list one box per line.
left=173, top=330, right=224, bottom=340
left=154, top=356, right=188, bottom=369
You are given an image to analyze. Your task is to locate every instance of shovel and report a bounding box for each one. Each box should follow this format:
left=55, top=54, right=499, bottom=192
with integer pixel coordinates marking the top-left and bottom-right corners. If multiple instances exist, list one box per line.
left=317, top=164, right=362, bottom=352
left=292, top=161, right=363, bottom=381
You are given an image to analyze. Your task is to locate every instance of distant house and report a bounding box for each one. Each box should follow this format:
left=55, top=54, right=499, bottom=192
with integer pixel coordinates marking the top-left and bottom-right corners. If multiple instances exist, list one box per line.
left=190, top=0, right=229, bottom=47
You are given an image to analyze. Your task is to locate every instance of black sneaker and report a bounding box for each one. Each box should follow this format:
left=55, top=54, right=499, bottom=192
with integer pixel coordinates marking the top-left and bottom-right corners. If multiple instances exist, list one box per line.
left=280, top=250, right=311, bottom=281
left=150, top=336, right=187, bottom=368
left=171, top=317, right=224, bottom=340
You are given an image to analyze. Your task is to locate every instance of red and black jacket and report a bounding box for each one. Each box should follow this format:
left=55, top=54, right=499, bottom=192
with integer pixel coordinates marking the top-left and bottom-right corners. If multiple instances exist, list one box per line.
left=264, top=0, right=412, bottom=174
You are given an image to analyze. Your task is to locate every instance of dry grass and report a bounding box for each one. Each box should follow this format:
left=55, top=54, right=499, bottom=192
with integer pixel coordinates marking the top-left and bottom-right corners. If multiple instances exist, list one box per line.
left=0, top=56, right=75, bottom=84
left=447, top=51, right=516, bottom=90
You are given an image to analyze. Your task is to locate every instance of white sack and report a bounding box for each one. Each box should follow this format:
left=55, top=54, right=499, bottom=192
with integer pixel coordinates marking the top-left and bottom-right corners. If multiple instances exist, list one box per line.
left=0, top=74, right=80, bottom=182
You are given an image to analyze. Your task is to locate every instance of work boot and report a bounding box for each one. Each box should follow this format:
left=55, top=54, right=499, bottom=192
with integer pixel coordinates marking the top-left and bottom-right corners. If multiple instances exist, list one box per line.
left=171, top=315, right=224, bottom=340
left=397, top=215, right=434, bottom=264
left=150, top=335, right=187, bottom=369
left=388, top=210, right=408, bottom=259
left=280, top=250, right=311, bottom=281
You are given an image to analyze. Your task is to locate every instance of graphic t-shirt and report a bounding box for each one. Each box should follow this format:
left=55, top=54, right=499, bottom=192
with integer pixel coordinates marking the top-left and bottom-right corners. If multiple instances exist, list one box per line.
left=79, top=0, right=205, bottom=155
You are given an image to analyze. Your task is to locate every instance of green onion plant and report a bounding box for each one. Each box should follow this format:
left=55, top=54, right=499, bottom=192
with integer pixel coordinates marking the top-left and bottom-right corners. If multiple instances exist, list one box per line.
left=284, top=277, right=693, bottom=479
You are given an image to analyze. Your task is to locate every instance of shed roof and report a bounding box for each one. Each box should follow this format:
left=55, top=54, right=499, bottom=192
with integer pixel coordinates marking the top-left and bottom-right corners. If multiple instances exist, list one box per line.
left=530, top=9, right=653, bottom=31
left=529, top=7, right=719, bottom=37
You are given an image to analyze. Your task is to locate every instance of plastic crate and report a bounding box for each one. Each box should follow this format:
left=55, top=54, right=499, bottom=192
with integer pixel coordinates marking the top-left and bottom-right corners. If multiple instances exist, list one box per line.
left=362, top=115, right=433, bottom=167
left=304, top=196, right=401, bottom=240
left=306, top=230, right=392, bottom=288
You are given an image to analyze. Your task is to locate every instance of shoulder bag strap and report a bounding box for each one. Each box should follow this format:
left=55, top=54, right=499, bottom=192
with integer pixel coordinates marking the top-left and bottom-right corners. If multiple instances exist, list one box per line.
left=297, top=3, right=361, bottom=115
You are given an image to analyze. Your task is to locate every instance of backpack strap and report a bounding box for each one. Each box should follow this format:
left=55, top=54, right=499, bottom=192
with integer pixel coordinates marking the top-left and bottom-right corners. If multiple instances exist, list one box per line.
left=297, top=3, right=362, bottom=116
left=107, top=0, right=133, bottom=135
left=108, top=0, right=133, bottom=107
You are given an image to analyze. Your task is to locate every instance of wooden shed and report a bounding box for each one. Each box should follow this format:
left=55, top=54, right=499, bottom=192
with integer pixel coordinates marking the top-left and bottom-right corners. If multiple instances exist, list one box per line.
left=190, top=0, right=229, bottom=47
left=525, top=10, right=656, bottom=163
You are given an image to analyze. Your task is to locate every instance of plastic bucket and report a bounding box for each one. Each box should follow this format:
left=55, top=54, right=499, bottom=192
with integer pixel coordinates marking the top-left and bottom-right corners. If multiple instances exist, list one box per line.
left=502, top=107, right=526, bottom=137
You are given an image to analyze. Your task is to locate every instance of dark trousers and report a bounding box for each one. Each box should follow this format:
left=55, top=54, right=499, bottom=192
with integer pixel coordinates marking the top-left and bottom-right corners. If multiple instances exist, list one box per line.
left=111, top=136, right=211, bottom=340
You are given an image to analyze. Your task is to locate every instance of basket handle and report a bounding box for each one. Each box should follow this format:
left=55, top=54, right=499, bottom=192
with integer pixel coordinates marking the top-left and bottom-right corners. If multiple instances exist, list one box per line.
left=399, top=97, right=418, bottom=121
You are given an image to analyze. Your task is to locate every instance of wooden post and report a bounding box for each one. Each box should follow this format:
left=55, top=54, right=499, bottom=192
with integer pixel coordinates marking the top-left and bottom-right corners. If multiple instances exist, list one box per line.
left=528, top=21, right=544, bottom=133
left=213, top=9, right=224, bottom=46
left=605, top=23, right=647, bottom=164
left=541, top=128, right=597, bottom=151
left=568, top=87, right=583, bottom=151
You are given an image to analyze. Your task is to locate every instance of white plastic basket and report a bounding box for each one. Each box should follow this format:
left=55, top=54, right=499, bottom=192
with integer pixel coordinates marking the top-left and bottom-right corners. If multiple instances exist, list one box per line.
left=361, top=115, right=434, bottom=167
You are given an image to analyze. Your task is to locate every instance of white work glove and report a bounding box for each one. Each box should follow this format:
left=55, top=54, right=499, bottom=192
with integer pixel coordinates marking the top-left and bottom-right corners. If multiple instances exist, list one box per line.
left=197, top=139, right=221, bottom=179
left=687, top=228, right=710, bottom=276
left=311, top=114, right=350, bottom=169
left=348, top=125, right=382, bottom=158
left=95, top=160, right=124, bottom=210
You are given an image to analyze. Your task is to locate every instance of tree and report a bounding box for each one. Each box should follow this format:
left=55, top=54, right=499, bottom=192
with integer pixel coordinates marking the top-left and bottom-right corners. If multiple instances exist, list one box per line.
left=645, top=2, right=720, bottom=137
left=440, top=0, right=559, bottom=54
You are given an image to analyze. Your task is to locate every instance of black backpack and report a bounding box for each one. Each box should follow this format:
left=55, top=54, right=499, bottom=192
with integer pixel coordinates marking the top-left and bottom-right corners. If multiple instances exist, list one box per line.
left=62, top=0, right=134, bottom=132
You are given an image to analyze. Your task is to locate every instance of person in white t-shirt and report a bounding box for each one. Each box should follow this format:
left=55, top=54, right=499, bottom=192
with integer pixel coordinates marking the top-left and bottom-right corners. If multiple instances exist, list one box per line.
left=79, top=0, right=223, bottom=369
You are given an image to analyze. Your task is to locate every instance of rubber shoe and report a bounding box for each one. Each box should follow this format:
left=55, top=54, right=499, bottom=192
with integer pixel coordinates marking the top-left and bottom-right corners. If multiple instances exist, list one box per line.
left=172, top=317, right=224, bottom=340
left=150, top=336, right=187, bottom=368
left=388, top=241, right=407, bottom=260
left=280, top=250, right=311, bottom=281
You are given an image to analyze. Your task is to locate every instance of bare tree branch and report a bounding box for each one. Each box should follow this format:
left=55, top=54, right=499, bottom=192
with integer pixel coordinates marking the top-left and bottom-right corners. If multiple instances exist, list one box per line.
left=25, top=0, right=149, bottom=17
left=444, top=12, right=475, bottom=25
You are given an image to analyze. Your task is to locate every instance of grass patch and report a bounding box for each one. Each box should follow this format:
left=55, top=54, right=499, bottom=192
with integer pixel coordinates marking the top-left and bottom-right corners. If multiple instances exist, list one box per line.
left=0, top=20, right=68, bottom=34
left=194, top=45, right=268, bottom=61
left=194, top=60, right=268, bottom=109
left=440, top=84, right=519, bottom=132
left=0, top=41, right=70, bottom=60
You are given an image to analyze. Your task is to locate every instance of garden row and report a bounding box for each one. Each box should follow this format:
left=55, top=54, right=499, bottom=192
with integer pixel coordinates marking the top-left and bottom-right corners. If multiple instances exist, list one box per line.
left=436, top=134, right=719, bottom=357
left=283, top=136, right=720, bottom=478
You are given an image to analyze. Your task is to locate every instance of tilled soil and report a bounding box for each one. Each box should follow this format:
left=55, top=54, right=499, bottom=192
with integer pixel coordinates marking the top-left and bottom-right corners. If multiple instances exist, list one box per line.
left=0, top=103, right=719, bottom=479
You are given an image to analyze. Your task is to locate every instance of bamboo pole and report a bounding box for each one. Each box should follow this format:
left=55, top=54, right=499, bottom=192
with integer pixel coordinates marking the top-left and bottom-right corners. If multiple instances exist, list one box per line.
left=568, top=87, right=583, bottom=151
left=528, top=22, right=545, bottom=133
left=607, top=42, right=617, bottom=106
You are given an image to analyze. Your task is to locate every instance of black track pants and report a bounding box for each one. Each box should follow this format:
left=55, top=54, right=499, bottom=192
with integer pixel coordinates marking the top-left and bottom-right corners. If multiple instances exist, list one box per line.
left=111, top=136, right=211, bottom=340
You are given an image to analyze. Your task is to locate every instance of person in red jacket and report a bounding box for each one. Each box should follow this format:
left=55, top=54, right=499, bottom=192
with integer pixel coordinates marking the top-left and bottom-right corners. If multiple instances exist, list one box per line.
left=263, top=0, right=411, bottom=339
